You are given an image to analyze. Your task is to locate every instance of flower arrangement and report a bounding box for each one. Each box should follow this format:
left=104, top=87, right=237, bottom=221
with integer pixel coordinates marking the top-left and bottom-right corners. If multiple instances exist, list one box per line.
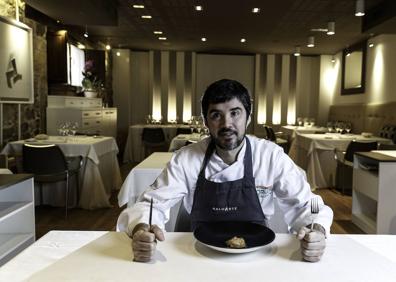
left=81, top=60, right=101, bottom=91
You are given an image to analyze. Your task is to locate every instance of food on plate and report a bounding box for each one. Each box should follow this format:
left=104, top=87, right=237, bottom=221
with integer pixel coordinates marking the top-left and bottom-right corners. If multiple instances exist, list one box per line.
left=225, top=236, right=246, bottom=248
left=34, top=134, right=49, bottom=140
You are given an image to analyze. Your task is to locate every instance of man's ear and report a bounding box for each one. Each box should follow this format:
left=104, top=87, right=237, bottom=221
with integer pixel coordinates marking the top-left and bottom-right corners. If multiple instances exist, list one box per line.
left=246, top=115, right=251, bottom=127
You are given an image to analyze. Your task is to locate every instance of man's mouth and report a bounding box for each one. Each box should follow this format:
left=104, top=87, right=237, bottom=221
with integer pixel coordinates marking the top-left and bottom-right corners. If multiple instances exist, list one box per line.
left=218, top=129, right=237, bottom=137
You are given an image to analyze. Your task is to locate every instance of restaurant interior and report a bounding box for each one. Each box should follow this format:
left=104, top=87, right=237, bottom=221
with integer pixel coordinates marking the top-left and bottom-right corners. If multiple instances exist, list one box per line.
left=1, top=0, right=396, bottom=280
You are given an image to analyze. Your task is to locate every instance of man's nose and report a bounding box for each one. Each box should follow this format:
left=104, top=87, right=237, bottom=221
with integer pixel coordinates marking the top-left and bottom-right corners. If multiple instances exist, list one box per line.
left=221, top=115, right=233, bottom=127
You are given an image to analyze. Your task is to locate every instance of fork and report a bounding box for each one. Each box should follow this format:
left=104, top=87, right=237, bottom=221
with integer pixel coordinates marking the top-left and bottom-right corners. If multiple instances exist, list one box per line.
left=310, top=197, right=320, bottom=231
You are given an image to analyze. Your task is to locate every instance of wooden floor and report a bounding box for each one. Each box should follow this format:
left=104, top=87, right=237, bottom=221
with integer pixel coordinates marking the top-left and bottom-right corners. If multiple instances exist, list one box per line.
left=35, top=163, right=363, bottom=239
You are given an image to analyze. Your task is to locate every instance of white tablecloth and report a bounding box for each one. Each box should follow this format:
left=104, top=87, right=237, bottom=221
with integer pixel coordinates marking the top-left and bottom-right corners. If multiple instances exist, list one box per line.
left=1, top=136, right=122, bottom=209
left=289, top=133, right=392, bottom=189
left=168, top=133, right=206, bottom=152
left=123, top=124, right=190, bottom=163
left=118, top=152, right=180, bottom=231
left=281, top=125, right=327, bottom=140
left=1, top=231, right=396, bottom=282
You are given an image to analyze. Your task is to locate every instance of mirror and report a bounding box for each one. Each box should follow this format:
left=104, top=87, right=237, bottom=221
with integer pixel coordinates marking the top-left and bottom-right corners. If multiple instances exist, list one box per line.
left=341, top=41, right=366, bottom=95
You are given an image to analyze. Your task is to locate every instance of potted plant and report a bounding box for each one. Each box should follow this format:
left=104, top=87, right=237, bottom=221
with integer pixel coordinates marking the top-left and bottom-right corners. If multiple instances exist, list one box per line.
left=82, top=60, right=101, bottom=98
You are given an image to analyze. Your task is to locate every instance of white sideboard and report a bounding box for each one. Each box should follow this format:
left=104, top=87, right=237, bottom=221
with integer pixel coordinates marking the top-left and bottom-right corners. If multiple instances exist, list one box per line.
left=352, top=151, right=396, bottom=234
left=0, top=174, right=35, bottom=266
left=46, top=96, right=117, bottom=138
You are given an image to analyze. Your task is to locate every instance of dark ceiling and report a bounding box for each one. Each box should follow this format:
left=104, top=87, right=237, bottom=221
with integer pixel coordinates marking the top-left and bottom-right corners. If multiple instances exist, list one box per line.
left=26, top=0, right=395, bottom=55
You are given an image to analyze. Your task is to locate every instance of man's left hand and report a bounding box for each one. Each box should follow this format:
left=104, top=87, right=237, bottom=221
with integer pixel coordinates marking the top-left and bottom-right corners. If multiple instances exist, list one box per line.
left=297, top=224, right=326, bottom=262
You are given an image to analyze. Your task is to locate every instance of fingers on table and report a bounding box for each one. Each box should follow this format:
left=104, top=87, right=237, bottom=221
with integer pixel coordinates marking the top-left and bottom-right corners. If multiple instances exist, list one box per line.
left=150, top=224, right=165, bottom=241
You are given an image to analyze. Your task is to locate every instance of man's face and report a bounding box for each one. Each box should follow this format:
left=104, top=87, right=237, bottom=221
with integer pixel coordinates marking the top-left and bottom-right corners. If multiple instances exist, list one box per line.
left=205, top=98, right=249, bottom=150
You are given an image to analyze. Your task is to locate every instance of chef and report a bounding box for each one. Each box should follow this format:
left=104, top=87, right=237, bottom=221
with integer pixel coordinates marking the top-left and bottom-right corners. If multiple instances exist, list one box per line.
left=117, top=79, right=333, bottom=263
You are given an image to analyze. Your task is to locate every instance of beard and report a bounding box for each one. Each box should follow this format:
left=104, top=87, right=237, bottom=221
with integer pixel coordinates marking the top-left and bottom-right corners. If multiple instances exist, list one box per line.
left=212, top=128, right=245, bottom=150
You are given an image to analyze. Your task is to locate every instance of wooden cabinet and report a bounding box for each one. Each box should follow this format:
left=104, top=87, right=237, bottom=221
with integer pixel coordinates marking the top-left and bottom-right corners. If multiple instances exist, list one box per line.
left=46, top=96, right=117, bottom=138
left=352, top=151, right=396, bottom=234
left=0, top=174, right=35, bottom=266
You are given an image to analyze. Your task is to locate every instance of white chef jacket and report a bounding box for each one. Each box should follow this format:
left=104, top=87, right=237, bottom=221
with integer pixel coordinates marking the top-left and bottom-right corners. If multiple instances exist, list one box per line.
left=117, top=135, right=333, bottom=235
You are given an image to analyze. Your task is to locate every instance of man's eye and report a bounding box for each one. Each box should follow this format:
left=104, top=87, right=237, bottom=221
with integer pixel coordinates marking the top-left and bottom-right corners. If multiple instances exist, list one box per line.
left=210, top=112, right=221, bottom=120
left=231, top=110, right=240, bottom=117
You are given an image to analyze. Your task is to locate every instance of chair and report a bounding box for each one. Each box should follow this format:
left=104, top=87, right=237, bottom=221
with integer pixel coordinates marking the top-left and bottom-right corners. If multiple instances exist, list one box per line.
left=176, top=127, right=192, bottom=135
left=264, top=126, right=289, bottom=152
left=141, top=128, right=167, bottom=157
left=334, top=141, right=377, bottom=195
left=22, top=144, right=82, bottom=218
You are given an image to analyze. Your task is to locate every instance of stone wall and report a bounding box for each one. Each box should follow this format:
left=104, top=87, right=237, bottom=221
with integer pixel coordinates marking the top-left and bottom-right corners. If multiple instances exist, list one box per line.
left=0, top=0, right=47, bottom=145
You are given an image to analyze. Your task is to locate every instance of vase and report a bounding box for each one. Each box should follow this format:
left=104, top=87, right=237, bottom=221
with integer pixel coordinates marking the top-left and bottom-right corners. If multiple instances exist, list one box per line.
left=84, top=90, right=98, bottom=98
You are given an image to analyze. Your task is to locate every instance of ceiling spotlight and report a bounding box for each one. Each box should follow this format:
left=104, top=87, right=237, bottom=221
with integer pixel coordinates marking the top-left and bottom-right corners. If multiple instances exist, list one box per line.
left=369, top=42, right=374, bottom=48
left=153, top=31, right=163, bottom=34
left=56, top=20, right=60, bottom=24
left=83, top=25, right=88, bottom=38
left=240, top=38, right=246, bottom=43
left=141, top=15, right=152, bottom=19
left=307, top=36, right=315, bottom=47
left=77, top=43, right=85, bottom=49
left=331, top=56, right=335, bottom=63
left=201, top=37, right=207, bottom=42
left=195, top=5, right=203, bottom=11
left=355, top=0, right=365, bottom=17
left=294, top=46, right=301, bottom=56
left=158, top=37, right=167, bottom=40
left=132, top=4, right=144, bottom=9
left=252, top=8, right=260, bottom=13
left=346, top=52, right=351, bottom=57
left=105, top=45, right=111, bottom=50
left=327, top=22, right=335, bottom=35
left=116, top=52, right=121, bottom=57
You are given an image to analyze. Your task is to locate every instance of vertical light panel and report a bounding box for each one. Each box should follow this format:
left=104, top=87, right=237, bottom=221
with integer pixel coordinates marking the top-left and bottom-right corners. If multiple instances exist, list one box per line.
left=151, top=51, right=161, bottom=121
left=280, top=55, right=289, bottom=125
left=287, top=55, right=297, bottom=125
left=168, top=51, right=177, bottom=122
left=371, top=44, right=384, bottom=102
left=272, top=54, right=282, bottom=125
left=176, top=52, right=184, bottom=123
left=266, top=55, right=275, bottom=125
left=161, top=51, right=169, bottom=123
left=183, top=52, right=193, bottom=122
left=256, top=54, right=267, bottom=124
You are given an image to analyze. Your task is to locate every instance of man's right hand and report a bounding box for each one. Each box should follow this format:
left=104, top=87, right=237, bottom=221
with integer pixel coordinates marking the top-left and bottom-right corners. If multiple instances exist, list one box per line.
left=129, top=223, right=165, bottom=262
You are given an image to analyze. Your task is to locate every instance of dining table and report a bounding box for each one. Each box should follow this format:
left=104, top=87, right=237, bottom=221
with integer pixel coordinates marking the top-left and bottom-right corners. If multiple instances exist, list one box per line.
left=1, top=135, right=122, bottom=209
left=288, top=133, right=392, bottom=189
left=118, top=152, right=181, bottom=231
left=168, top=133, right=208, bottom=152
left=122, top=124, right=191, bottom=163
left=1, top=230, right=395, bottom=281
left=281, top=125, right=328, bottom=140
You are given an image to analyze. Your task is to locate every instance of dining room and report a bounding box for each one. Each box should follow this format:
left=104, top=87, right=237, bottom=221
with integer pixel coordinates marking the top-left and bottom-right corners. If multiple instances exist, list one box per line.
left=1, top=0, right=396, bottom=280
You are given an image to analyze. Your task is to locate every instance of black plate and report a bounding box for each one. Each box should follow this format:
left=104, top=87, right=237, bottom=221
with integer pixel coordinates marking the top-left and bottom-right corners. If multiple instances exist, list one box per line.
left=193, top=221, right=275, bottom=249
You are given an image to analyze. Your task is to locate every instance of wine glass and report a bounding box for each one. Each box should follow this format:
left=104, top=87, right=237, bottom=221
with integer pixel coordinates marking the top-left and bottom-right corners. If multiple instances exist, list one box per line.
left=70, top=122, right=78, bottom=136
left=345, top=122, right=352, bottom=134
left=326, top=121, right=334, bottom=133
left=297, top=117, right=303, bottom=127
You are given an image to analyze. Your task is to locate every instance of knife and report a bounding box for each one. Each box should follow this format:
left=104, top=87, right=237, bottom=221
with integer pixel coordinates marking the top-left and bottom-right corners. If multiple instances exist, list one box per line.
left=149, top=198, right=153, bottom=228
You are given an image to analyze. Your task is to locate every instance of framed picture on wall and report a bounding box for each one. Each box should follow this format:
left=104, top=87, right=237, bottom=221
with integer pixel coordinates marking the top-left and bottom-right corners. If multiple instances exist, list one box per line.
left=0, top=15, right=34, bottom=103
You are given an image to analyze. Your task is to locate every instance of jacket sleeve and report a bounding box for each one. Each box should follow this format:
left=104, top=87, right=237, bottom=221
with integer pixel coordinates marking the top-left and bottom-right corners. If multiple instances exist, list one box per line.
left=271, top=148, right=334, bottom=236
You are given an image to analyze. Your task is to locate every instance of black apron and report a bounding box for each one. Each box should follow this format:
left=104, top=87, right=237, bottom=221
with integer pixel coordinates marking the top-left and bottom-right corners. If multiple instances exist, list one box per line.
left=190, top=138, right=267, bottom=230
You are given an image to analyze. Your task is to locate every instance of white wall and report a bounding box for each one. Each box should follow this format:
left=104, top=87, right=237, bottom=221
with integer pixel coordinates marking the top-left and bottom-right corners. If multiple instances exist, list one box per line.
left=321, top=34, right=396, bottom=108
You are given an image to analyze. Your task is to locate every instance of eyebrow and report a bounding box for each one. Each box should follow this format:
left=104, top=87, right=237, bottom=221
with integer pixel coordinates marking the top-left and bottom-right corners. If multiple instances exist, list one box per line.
left=208, top=107, right=243, bottom=114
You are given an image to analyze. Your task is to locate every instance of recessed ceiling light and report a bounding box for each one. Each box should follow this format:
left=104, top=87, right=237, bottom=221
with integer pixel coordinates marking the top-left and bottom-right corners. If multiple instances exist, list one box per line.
left=116, top=51, right=121, bottom=56
left=326, top=21, right=335, bottom=35
left=369, top=42, right=374, bottom=48
left=346, top=52, right=351, bottom=57
left=141, top=15, right=152, bottom=19
left=133, top=4, right=145, bottom=9
left=201, top=37, right=206, bottom=42
left=154, top=31, right=163, bottom=34
left=240, top=38, right=246, bottom=43
left=105, top=45, right=111, bottom=50
left=294, top=46, right=301, bottom=56
left=56, top=20, right=60, bottom=23
left=158, top=37, right=167, bottom=40
left=355, top=0, right=365, bottom=17
left=195, top=5, right=203, bottom=11
left=252, top=8, right=260, bottom=13
left=307, top=36, right=315, bottom=47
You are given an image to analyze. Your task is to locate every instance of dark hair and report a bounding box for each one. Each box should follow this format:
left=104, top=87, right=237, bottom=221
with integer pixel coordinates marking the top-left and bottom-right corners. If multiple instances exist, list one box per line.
left=201, top=79, right=252, bottom=119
